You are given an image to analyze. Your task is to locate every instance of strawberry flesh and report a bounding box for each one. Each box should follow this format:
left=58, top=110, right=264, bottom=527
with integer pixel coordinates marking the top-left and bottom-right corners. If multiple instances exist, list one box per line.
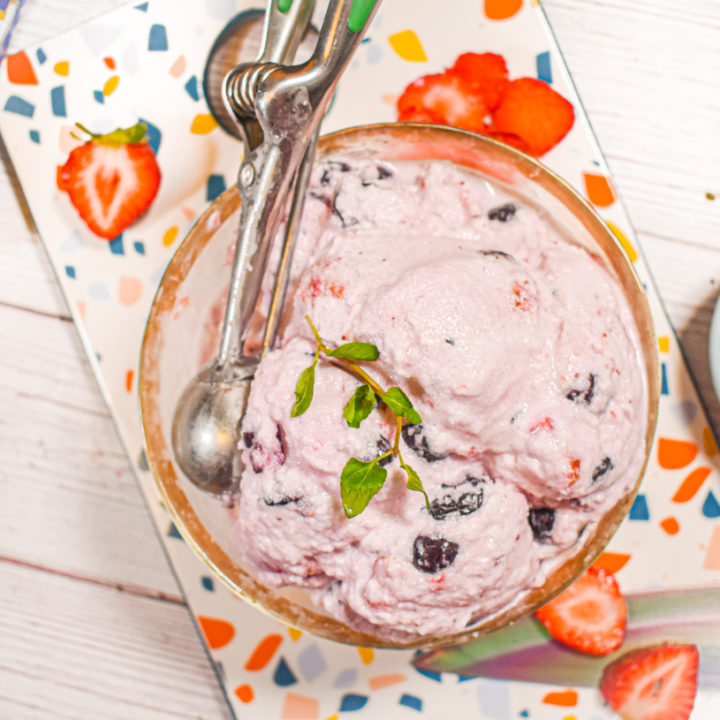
left=535, top=565, right=627, bottom=655
left=450, top=52, right=509, bottom=110
left=600, top=644, right=699, bottom=720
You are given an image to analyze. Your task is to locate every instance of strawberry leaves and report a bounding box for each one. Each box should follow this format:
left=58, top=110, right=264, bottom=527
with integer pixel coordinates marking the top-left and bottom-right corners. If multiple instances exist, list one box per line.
left=292, top=317, right=429, bottom=517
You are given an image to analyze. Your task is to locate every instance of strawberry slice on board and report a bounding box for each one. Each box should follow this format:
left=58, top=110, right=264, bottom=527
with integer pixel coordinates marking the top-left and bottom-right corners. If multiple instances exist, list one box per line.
left=397, top=71, right=490, bottom=134
left=59, top=122, right=161, bottom=240
left=600, top=644, right=699, bottom=720
left=491, top=76, right=574, bottom=156
left=450, top=52, right=509, bottom=110
left=534, top=565, right=627, bottom=656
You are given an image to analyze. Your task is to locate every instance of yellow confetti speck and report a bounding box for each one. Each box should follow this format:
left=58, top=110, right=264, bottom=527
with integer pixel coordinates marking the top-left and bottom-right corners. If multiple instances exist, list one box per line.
left=103, top=75, right=120, bottom=97
left=54, top=61, right=70, bottom=76
left=704, top=427, right=718, bottom=457
left=388, top=30, right=427, bottom=62
left=287, top=627, right=303, bottom=641
left=658, top=336, right=670, bottom=353
left=191, top=113, right=218, bottom=134
left=606, top=220, right=637, bottom=263
left=562, top=716, right=578, bottom=720
left=357, top=646, right=374, bottom=665
left=163, top=226, right=179, bottom=247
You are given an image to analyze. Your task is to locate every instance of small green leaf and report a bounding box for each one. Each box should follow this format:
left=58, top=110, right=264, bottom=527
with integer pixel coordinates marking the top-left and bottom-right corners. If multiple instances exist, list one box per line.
left=401, top=460, right=430, bottom=510
left=343, top=384, right=376, bottom=428
left=381, top=386, right=422, bottom=424
left=291, top=361, right=316, bottom=417
left=340, top=457, right=387, bottom=518
left=326, top=342, right=380, bottom=362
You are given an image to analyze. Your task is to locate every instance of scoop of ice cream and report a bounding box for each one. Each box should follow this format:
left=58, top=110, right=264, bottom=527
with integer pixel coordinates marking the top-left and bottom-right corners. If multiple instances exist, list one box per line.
left=231, top=156, right=647, bottom=639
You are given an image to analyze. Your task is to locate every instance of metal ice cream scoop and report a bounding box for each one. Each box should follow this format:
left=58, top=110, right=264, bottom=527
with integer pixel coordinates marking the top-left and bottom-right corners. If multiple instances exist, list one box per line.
left=171, top=0, right=380, bottom=495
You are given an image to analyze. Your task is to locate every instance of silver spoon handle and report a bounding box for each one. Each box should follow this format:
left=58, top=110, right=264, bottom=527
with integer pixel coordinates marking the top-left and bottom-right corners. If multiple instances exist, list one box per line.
left=259, top=0, right=316, bottom=65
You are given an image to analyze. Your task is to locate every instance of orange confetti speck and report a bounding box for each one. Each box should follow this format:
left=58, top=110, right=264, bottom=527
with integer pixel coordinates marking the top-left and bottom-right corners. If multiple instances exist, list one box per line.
left=76, top=300, right=87, bottom=320
left=191, top=113, right=218, bottom=134
left=169, top=54, right=187, bottom=78
left=704, top=427, right=719, bottom=458
left=542, top=689, right=578, bottom=707
left=368, top=673, right=407, bottom=690
left=281, top=692, right=319, bottom=720
left=119, top=276, right=143, bottom=306
left=357, top=647, right=374, bottom=665
left=583, top=172, right=616, bottom=208
left=163, top=226, right=179, bottom=247
left=658, top=335, right=670, bottom=353
left=7, top=51, right=38, bottom=85
left=103, top=57, right=116, bottom=69
left=387, top=30, right=427, bottom=62
left=197, top=615, right=235, bottom=649
left=245, top=633, right=283, bottom=671
left=657, top=437, right=698, bottom=470
left=484, top=0, right=523, bottom=21
left=660, top=516, right=680, bottom=535
left=672, top=466, right=711, bottom=503
left=53, top=61, right=70, bottom=77
left=288, top=627, right=303, bottom=641
left=125, top=370, right=134, bottom=392
left=593, top=551, right=631, bottom=575
left=234, top=684, right=254, bottom=703
left=103, top=75, right=120, bottom=96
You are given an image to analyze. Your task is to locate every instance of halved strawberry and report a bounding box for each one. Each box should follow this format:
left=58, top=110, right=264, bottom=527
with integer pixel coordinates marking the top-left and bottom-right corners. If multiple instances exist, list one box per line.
left=491, top=77, right=574, bottom=156
left=397, top=72, right=489, bottom=134
left=59, top=122, right=161, bottom=239
left=535, top=565, right=627, bottom=655
left=600, top=644, right=699, bottom=720
left=450, top=52, right=509, bottom=110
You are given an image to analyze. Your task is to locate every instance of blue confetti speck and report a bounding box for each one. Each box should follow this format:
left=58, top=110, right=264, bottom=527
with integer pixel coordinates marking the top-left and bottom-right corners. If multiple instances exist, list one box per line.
left=51, top=86, right=67, bottom=117
left=273, top=657, right=297, bottom=687
left=64, top=265, right=76, bottom=279
left=661, top=363, right=669, bottom=395
left=702, top=490, right=720, bottom=518
left=167, top=521, right=182, bottom=539
left=36, top=48, right=47, bottom=64
left=333, top=668, right=357, bottom=689
left=399, top=694, right=423, bottom=712
left=139, top=117, right=161, bottom=154
left=137, top=449, right=149, bottom=471
left=133, top=241, right=146, bottom=255
left=629, top=493, right=650, bottom=521
left=412, top=658, right=442, bottom=682
left=206, top=174, right=226, bottom=202
left=339, top=693, right=368, bottom=712
left=4, top=95, right=35, bottom=118
left=93, top=90, right=105, bottom=104
left=298, top=643, right=326, bottom=682
left=201, top=576, right=215, bottom=591
left=29, top=129, right=40, bottom=143
left=520, top=711, right=530, bottom=718
left=149, top=24, right=168, bottom=51
left=185, top=75, right=200, bottom=101
left=135, top=1, right=149, bottom=10
left=536, top=51, right=552, bottom=83
left=108, top=234, right=124, bottom=255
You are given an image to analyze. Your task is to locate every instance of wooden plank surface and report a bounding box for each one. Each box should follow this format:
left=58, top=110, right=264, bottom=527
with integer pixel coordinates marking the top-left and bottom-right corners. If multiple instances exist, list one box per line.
left=0, top=0, right=718, bottom=717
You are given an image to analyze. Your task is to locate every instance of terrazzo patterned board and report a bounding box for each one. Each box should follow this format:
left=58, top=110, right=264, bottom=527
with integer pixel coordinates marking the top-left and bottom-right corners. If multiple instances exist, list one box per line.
left=1, top=0, right=720, bottom=718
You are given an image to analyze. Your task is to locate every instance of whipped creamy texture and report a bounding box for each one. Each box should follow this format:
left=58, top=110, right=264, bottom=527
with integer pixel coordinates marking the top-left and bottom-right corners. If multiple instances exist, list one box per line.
left=230, top=156, right=647, bottom=640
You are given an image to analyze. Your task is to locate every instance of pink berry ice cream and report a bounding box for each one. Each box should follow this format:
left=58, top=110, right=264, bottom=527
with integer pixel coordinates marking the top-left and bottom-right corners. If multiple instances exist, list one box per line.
left=231, top=155, right=648, bottom=640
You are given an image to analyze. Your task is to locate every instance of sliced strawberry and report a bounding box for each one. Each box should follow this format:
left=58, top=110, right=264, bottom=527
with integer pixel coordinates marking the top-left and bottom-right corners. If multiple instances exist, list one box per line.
left=491, top=77, right=574, bottom=156
left=60, top=122, right=161, bottom=239
left=535, top=565, right=627, bottom=655
left=397, top=72, right=489, bottom=134
left=600, top=644, right=699, bottom=720
left=450, top=52, right=509, bottom=110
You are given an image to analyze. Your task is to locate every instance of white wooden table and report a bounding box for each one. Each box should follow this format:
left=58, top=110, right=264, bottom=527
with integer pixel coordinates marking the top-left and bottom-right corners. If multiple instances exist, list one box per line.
left=1, top=1, right=718, bottom=717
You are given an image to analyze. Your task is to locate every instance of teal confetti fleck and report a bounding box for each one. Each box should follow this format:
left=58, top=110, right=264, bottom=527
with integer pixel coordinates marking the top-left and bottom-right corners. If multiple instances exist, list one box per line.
left=167, top=521, right=182, bottom=539
left=184, top=75, right=200, bottom=101
left=201, top=576, right=215, bottom=591
left=135, top=1, right=149, bottom=9
left=137, top=449, right=149, bottom=471
left=520, top=711, right=530, bottom=718
left=661, top=363, right=669, bottom=395
left=399, top=694, right=422, bottom=712
left=703, top=490, right=720, bottom=518
left=4, top=95, right=35, bottom=117
left=139, top=117, right=161, bottom=153
left=206, top=174, right=226, bottom=201
left=36, top=48, right=47, bottom=64
left=109, top=234, right=124, bottom=255
left=339, top=693, right=368, bottom=712
left=273, top=657, right=297, bottom=687
left=93, top=90, right=104, bottom=104
left=413, top=653, right=442, bottom=682
left=148, top=24, right=168, bottom=51
left=50, top=86, right=67, bottom=117
left=29, top=129, right=40, bottom=143
left=629, top=493, right=650, bottom=521
left=536, top=51, right=552, bottom=83
left=64, top=265, right=76, bottom=279
left=133, top=241, right=146, bottom=255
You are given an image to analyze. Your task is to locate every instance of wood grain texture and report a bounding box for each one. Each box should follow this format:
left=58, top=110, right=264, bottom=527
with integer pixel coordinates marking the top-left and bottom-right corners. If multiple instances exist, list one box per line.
left=0, top=0, right=719, bottom=717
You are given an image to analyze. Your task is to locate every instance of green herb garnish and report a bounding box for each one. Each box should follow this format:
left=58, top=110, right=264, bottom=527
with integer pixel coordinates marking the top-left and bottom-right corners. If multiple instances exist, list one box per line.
left=292, top=316, right=430, bottom=517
